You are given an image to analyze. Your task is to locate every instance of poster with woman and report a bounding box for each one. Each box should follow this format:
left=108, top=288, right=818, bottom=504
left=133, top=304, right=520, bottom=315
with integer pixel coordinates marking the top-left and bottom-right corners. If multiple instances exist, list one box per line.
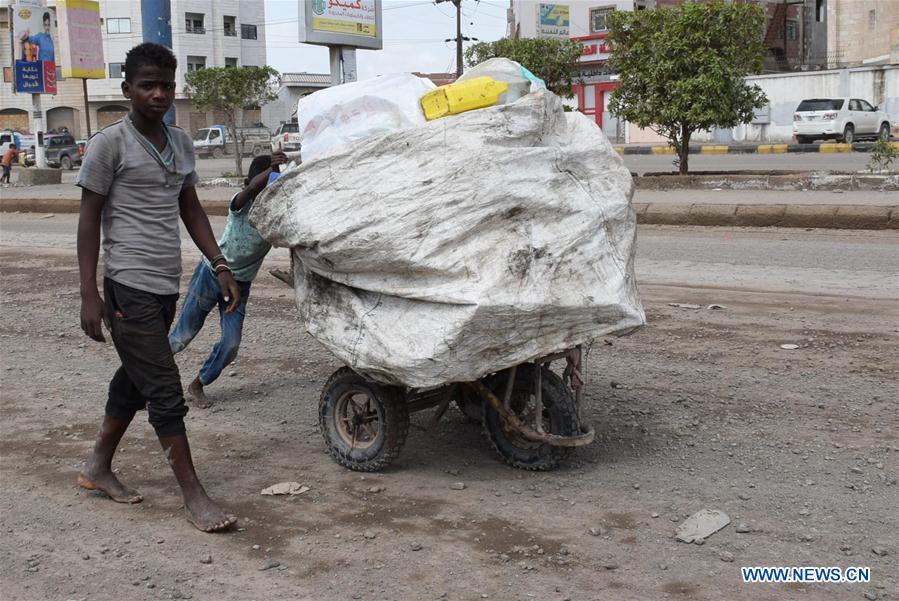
left=13, top=3, right=57, bottom=94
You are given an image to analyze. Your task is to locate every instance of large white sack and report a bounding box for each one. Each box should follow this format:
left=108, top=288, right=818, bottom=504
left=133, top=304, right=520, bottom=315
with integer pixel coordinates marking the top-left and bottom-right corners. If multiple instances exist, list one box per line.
left=296, top=73, right=436, bottom=162
left=252, top=88, right=645, bottom=388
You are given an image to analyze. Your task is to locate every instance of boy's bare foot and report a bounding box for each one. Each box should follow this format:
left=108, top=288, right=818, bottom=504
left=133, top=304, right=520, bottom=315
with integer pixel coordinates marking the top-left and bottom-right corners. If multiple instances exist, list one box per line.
left=184, top=493, right=237, bottom=532
left=188, top=377, right=212, bottom=409
left=77, top=470, right=143, bottom=504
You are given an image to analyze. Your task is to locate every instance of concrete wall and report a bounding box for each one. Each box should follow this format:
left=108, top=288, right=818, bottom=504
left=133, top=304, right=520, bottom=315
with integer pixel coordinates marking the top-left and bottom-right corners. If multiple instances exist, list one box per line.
left=828, top=0, right=898, bottom=67
left=707, top=65, right=899, bottom=142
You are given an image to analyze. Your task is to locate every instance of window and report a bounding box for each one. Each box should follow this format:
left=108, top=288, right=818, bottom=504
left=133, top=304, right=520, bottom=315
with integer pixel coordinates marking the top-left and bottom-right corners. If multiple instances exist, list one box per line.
left=858, top=100, right=874, bottom=112
left=797, top=99, right=843, bottom=111
left=185, top=13, right=205, bottom=34
left=109, top=63, right=125, bottom=78
left=3, top=67, right=11, bottom=83
left=223, top=16, right=237, bottom=37
left=209, top=129, right=221, bottom=141
left=590, top=7, right=614, bottom=33
left=225, top=57, right=238, bottom=68
left=849, top=100, right=860, bottom=111
left=241, top=24, right=257, bottom=40
left=786, top=20, right=797, bottom=41
left=186, top=56, right=206, bottom=72
left=868, top=9, right=876, bottom=30
left=106, top=18, right=131, bottom=34
left=816, top=0, right=825, bottom=23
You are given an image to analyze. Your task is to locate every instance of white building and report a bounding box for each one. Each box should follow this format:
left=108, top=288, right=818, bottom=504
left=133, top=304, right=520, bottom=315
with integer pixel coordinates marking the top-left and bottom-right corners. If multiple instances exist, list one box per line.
left=0, top=0, right=268, bottom=138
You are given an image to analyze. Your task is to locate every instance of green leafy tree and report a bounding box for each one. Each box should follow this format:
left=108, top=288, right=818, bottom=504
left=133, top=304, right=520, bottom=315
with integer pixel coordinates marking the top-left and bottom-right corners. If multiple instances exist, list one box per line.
left=607, top=2, right=768, bottom=174
left=464, top=37, right=582, bottom=98
left=183, top=66, right=280, bottom=176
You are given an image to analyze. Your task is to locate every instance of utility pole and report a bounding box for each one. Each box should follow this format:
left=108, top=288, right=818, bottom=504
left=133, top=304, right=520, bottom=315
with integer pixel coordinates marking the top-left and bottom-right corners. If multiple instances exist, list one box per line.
left=436, top=0, right=477, bottom=79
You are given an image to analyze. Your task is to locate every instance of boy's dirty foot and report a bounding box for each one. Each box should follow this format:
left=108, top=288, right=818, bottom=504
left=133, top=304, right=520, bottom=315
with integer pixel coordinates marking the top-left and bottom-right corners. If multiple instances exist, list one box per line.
left=184, top=493, right=237, bottom=532
left=77, top=466, right=143, bottom=504
left=188, top=377, right=212, bottom=409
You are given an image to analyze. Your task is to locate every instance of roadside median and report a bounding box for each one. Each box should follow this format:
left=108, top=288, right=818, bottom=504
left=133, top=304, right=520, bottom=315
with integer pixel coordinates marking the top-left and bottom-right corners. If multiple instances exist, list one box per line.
left=615, top=141, right=899, bottom=155
left=2, top=179, right=896, bottom=230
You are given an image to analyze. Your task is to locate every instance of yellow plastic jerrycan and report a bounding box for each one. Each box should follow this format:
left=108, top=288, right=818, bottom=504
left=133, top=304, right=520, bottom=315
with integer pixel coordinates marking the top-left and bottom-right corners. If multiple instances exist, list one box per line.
left=420, top=76, right=509, bottom=121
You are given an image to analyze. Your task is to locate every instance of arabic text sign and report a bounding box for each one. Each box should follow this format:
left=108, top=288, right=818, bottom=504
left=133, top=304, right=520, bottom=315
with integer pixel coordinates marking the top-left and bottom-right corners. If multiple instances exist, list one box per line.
left=299, top=0, right=382, bottom=49
left=56, top=0, right=105, bottom=79
left=312, top=0, right=376, bottom=37
left=12, top=3, right=57, bottom=93
left=538, top=4, right=569, bottom=38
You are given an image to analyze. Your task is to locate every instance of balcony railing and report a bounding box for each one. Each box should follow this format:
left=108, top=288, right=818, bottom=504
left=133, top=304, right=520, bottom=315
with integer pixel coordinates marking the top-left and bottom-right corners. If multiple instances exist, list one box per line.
left=224, top=29, right=237, bottom=36
left=186, top=25, right=206, bottom=34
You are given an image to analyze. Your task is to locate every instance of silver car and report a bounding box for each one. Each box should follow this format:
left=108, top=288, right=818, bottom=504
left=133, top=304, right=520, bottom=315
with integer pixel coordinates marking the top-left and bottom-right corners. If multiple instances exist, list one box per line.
left=792, top=97, right=891, bottom=144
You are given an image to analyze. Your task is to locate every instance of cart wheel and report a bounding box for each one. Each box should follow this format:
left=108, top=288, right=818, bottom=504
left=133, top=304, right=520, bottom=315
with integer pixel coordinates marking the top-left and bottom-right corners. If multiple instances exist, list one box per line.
left=319, top=367, right=409, bottom=472
left=481, top=364, right=579, bottom=471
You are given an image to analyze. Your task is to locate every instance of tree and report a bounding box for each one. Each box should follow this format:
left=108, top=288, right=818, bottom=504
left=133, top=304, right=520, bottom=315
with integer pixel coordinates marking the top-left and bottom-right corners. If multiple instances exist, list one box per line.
left=183, top=66, right=280, bottom=177
left=464, top=37, right=582, bottom=98
left=607, top=2, right=768, bottom=174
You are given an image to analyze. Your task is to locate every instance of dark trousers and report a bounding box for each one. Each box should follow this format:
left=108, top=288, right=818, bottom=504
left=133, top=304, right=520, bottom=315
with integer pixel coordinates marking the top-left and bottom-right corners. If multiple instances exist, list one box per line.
left=1, top=164, right=10, bottom=183
left=104, top=278, right=187, bottom=437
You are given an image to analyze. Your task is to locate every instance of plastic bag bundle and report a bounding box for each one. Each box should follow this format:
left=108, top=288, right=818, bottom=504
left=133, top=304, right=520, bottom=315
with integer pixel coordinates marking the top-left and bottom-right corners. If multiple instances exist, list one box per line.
left=252, top=73, right=644, bottom=388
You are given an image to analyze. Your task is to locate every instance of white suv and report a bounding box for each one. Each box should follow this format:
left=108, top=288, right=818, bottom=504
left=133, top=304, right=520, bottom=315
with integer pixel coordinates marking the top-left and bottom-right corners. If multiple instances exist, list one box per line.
left=792, top=97, right=891, bottom=144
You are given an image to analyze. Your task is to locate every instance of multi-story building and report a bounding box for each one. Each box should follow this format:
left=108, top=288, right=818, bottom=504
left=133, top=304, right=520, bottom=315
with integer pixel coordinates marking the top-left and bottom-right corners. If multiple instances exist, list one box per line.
left=0, top=0, right=267, bottom=138
left=508, top=0, right=897, bottom=141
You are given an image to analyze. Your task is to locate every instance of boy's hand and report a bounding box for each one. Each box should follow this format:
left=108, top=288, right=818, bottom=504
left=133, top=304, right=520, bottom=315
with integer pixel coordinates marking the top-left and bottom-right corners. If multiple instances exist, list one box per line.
left=217, top=272, right=240, bottom=313
left=80, top=290, right=107, bottom=342
left=271, top=151, right=287, bottom=168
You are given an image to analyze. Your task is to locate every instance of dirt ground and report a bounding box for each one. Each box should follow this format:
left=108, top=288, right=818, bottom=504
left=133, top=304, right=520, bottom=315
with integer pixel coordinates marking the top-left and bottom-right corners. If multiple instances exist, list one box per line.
left=1, top=237, right=896, bottom=601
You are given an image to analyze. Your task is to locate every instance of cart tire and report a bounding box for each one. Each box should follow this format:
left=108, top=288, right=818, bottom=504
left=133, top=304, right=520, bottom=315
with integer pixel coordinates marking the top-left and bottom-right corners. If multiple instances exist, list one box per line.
left=319, top=367, right=409, bottom=472
left=481, top=364, right=579, bottom=471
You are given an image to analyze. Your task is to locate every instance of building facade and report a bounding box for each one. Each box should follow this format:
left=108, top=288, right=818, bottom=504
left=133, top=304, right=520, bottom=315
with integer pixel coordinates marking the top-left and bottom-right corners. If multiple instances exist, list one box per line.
left=1, top=0, right=267, bottom=138
left=509, top=0, right=897, bottom=142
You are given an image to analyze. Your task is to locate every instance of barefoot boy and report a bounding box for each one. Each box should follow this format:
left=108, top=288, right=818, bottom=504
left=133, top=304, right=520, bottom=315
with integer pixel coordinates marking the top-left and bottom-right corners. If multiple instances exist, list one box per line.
left=77, top=43, right=239, bottom=532
left=168, top=151, right=286, bottom=408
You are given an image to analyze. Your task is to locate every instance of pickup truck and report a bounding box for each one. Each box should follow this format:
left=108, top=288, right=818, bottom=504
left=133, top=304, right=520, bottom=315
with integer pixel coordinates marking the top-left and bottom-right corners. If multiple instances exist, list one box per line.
left=21, top=133, right=82, bottom=169
left=193, top=125, right=271, bottom=159
left=271, top=122, right=301, bottom=153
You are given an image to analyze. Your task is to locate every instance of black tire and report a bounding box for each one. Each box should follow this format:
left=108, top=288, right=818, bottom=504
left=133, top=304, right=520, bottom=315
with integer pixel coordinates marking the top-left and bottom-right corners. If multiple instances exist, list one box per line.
left=59, top=155, right=72, bottom=170
left=481, top=364, right=579, bottom=471
left=212, top=147, right=224, bottom=159
left=841, top=124, right=854, bottom=144
left=796, top=135, right=813, bottom=144
left=251, top=145, right=264, bottom=157
left=878, top=123, right=890, bottom=142
left=318, top=367, right=409, bottom=472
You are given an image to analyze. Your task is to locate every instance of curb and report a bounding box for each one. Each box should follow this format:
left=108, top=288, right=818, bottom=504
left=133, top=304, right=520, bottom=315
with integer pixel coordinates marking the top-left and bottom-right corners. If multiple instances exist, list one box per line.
left=633, top=172, right=899, bottom=191
left=0, top=198, right=233, bottom=217
left=616, top=141, right=899, bottom=156
left=3, top=198, right=895, bottom=230
left=633, top=203, right=898, bottom=230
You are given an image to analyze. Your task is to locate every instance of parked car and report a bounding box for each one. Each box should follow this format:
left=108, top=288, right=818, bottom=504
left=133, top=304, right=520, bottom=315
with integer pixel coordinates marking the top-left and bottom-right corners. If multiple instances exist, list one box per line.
left=193, top=125, right=270, bottom=159
left=792, top=97, right=892, bottom=144
left=271, top=121, right=300, bottom=153
left=24, top=133, right=82, bottom=169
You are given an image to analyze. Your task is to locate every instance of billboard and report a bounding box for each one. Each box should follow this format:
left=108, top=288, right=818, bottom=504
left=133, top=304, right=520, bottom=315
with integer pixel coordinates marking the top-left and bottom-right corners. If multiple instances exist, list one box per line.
left=537, top=4, right=569, bottom=39
left=56, top=0, right=105, bottom=79
left=12, top=2, right=57, bottom=93
left=298, top=0, right=383, bottom=50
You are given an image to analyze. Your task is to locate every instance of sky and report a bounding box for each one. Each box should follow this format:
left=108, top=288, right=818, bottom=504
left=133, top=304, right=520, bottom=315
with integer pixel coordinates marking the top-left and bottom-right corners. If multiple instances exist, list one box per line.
left=263, top=0, right=511, bottom=80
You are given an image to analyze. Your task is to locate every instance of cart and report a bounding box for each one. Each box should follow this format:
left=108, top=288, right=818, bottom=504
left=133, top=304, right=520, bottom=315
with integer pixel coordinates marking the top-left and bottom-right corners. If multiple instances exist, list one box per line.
left=318, top=346, right=595, bottom=472
left=269, top=268, right=595, bottom=472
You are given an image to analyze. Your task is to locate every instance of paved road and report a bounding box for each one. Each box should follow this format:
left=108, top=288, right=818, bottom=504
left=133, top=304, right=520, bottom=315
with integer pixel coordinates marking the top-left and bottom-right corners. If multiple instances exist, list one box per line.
left=3, top=213, right=895, bottom=299
left=4, top=151, right=880, bottom=185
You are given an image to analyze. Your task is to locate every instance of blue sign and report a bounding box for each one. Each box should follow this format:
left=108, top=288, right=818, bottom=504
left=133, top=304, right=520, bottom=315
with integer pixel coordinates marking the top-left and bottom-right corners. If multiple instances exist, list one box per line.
left=14, top=60, right=49, bottom=93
